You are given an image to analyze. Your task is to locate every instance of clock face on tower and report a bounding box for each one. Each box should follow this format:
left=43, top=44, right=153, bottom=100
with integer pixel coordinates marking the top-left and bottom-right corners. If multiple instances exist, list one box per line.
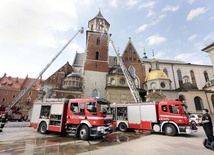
left=111, top=79, right=116, bottom=85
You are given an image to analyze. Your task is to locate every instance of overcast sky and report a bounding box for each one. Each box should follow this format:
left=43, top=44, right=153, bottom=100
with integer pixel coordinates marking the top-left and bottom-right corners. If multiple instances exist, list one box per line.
left=0, top=0, right=213, bottom=79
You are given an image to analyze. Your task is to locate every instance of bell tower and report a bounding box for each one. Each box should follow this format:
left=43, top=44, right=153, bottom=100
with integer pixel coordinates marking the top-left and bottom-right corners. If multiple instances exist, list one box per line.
left=83, top=10, right=110, bottom=98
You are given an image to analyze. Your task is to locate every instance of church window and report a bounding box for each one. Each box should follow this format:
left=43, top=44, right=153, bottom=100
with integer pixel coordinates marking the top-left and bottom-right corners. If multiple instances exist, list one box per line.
left=190, top=70, right=197, bottom=86
left=204, top=71, right=209, bottom=82
left=28, top=91, right=32, bottom=96
left=120, top=78, right=125, bottom=85
left=125, top=57, right=128, bottom=62
left=95, top=51, right=99, bottom=60
left=163, top=68, right=168, bottom=76
left=160, top=82, right=165, bottom=88
left=177, top=69, right=183, bottom=87
left=211, top=94, right=214, bottom=110
left=194, top=96, right=204, bottom=111
left=2, top=98, right=5, bottom=103
left=128, top=66, right=135, bottom=78
left=92, top=89, right=98, bottom=97
left=96, top=37, right=100, bottom=45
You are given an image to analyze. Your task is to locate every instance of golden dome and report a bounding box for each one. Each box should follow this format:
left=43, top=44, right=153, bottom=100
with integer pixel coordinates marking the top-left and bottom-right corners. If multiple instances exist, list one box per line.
left=145, top=70, right=169, bottom=82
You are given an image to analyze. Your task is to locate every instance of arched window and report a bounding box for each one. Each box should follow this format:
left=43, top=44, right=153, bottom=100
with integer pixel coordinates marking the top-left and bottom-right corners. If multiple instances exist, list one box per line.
left=128, top=66, right=135, bottom=78
left=163, top=68, right=168, bottom=76
left=177, top=69, right=183, bottom=87
left=95, top=51, right=99, bottom=60
left=92, top=89, right=98, bottom=97
left=96, top=37, right=100, bottom=45
left=190, top=70, right=197, bottom=86
left=91, top=24, right=93, bottom=31
left=194, top=96, right=204, bottom=111
left=204, top=71, right=209, bottom=82
left=211, top=94, right=214, bottom=110
left=149, top=68, right=151, bottom=72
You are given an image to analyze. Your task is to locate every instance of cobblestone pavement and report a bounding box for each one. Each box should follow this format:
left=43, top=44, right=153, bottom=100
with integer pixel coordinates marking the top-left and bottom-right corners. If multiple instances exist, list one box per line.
left=0, top=122, right=213, bottom=155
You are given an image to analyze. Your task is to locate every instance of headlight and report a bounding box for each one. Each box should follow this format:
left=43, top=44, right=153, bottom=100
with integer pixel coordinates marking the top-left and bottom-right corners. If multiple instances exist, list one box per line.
left=100, top=127, right=105, bottom=133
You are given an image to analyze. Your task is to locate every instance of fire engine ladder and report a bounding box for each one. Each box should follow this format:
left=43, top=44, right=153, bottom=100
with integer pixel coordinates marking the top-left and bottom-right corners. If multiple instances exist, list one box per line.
left=9, top=27, right=84, bottom=108
left=101, top=25, right=142, bottom=103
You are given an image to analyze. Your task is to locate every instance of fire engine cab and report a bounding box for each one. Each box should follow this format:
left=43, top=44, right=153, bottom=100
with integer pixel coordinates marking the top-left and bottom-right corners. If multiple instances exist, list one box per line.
left=30, top=97, right=113, bottom=140
left=111, top=99, right=197, bottom=136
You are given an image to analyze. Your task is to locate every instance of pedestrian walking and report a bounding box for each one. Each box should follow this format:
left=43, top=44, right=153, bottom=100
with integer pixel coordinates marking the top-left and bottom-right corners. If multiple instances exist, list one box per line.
left=0, top=112, right=8, bottom=132
left=201, top=108, right=214, bottom=146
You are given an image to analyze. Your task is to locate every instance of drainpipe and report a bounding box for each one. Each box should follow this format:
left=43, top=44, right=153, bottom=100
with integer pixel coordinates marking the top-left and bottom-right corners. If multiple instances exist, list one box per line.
left=205, top=90, right=212, bottom=113
left=171, top=64, right=177, bottom=89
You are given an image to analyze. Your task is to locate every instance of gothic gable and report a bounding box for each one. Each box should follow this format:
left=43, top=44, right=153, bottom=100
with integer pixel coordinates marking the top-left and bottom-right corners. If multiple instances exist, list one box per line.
left=121, top=38, right=142, bottom=64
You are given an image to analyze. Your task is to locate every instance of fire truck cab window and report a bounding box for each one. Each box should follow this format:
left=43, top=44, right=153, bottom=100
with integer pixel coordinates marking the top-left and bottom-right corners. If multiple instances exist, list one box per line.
left=71, top=103, right=78, bottom=113
left=169, top=105, right=179, bottom=114
left=79, top=102, right=85, bottom=114
left=87, top=102, right=96, bottom=113
left=162, top=105, right=167, bottom=112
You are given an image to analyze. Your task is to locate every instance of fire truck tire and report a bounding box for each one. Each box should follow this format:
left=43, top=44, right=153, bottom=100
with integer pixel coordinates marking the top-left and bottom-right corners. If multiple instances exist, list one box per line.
left=39, top=122, right=47, bottom=134
left=79, top=125, right=89, bottom=141
left=191, top=120, right=197, bottom=126
left=118, top=122, right=127, bottom=132
left=163, top=124, right=177, bottom=136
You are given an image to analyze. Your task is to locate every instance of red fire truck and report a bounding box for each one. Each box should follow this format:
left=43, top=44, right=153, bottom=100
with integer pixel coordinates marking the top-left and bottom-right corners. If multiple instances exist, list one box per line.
left=111, top=99, right=197, bottom=136
left=30, top=97, right=113, bottom=140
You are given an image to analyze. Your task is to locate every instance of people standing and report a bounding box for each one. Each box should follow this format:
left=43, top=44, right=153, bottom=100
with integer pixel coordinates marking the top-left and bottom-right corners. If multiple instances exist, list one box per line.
left=0, top=112, right=8, bottom=132
left=201, top=108, right=214, bottom=145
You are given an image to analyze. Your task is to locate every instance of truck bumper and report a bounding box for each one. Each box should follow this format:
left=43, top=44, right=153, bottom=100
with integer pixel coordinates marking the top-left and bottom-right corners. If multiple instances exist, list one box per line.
left=185, top=128, right=197, bottom=134
left=91, top=125, right=113, bottom=137
left=179, top=125, right=197, bottom=134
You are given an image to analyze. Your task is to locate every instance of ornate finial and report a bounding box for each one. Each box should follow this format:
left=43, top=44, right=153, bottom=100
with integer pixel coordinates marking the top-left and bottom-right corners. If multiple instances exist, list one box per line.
left=152, top=50, right=155, bottom=58
left=117, top=48, right=120, bottom=56
left=143, top=49, right=148, bottom=59
left=129, top=37, right=131, bottom=40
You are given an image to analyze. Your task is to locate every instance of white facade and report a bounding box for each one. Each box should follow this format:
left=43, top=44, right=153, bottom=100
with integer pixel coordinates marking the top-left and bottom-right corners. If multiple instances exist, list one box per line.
left=84, top=71, right=107, bottom=99
left=143, top=60, right=213, bottom=90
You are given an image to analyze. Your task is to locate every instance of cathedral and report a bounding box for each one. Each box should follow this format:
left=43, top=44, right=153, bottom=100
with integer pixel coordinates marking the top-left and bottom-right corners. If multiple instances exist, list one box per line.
left=42, top=11, right=214, bottom=115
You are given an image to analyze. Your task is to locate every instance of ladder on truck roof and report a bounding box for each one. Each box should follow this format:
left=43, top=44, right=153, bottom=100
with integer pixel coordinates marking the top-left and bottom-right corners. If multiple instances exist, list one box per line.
left=9, top=27, right=84, bottom=108
left=101, top=24, right=142, bottom=103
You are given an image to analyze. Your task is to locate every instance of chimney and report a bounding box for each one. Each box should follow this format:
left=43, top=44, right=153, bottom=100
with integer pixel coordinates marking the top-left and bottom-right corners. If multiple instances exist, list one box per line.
left=16, top=77, right=18, bottom=83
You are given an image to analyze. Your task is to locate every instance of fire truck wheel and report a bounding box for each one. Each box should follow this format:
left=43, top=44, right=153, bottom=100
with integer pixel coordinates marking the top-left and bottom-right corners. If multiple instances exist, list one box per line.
left=39, top=122, right=47, bottom=134
left=79, top=125, right=89, bottom=141
left=163, top=124, right=177, bottom=136
left=191, top=120, right=196, bottom=126
left=118, top=122, right=127, bottom=132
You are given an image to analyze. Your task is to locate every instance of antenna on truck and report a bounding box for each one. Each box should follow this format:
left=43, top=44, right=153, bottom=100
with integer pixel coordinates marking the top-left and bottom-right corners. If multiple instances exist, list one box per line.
left=9, top=27, right=84, bottom=108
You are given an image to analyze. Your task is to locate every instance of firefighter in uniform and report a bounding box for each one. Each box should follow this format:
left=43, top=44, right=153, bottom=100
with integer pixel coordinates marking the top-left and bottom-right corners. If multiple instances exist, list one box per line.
left=201, top=108, right=214, bottom=146
left=0, top=112, right=8, bottom=132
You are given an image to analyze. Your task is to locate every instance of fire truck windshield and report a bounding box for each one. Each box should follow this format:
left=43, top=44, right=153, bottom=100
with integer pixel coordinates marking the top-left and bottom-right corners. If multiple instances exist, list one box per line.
left=98, top=102, right=111, bottom=114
